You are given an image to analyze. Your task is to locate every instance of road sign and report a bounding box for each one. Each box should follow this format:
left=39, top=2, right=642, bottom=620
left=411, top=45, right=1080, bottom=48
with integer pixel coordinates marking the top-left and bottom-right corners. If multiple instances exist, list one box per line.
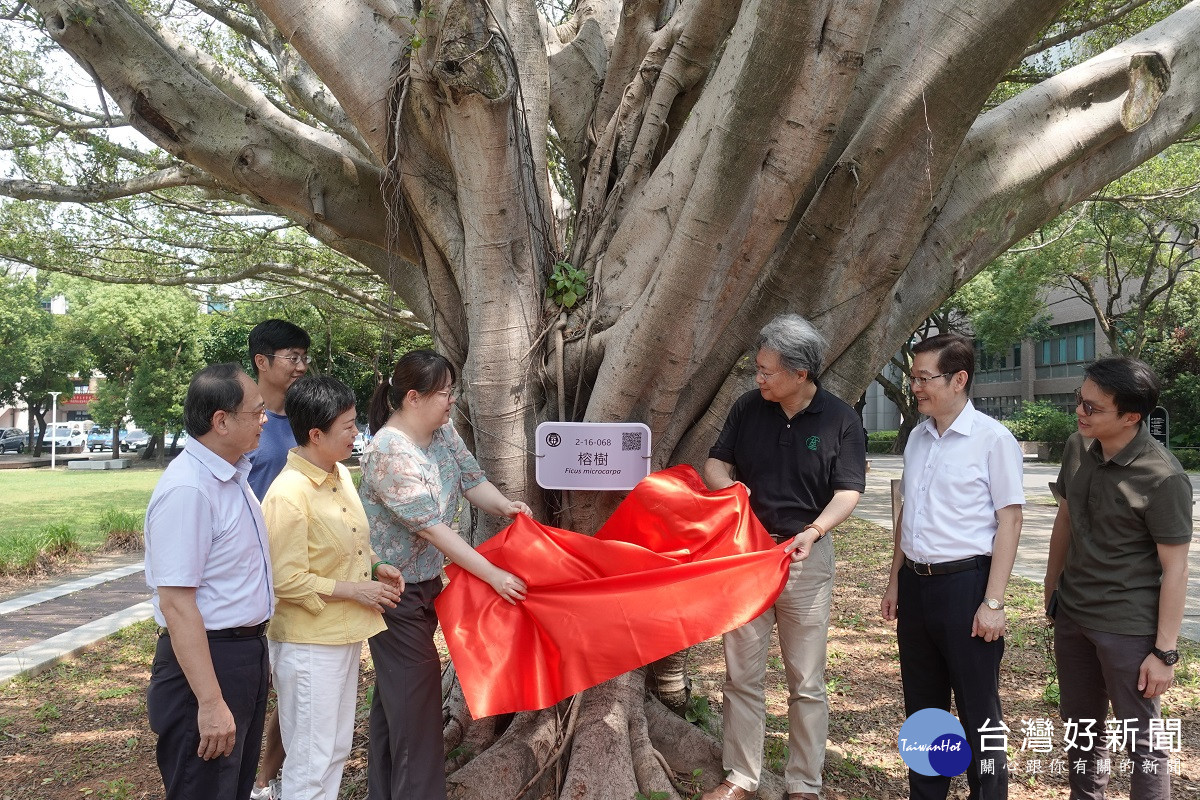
left=535, top=421, right=651, bottom=490
left=1148, top=406, right=1169, bottom=449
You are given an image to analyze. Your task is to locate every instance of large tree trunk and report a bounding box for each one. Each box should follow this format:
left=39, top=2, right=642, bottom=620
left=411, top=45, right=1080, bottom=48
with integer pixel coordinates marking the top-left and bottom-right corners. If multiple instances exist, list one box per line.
left=21, top=0, right=1200, bottom=796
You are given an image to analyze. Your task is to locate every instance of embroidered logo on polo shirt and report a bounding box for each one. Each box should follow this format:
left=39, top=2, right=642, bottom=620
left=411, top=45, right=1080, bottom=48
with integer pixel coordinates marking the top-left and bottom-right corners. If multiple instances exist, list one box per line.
left=806, top=436, right=820, bottom=451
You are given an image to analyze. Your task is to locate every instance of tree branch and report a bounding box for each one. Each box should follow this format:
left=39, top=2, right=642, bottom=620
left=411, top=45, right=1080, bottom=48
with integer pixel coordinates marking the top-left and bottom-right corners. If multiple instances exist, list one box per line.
left=0, top=164, right=218, bottom=202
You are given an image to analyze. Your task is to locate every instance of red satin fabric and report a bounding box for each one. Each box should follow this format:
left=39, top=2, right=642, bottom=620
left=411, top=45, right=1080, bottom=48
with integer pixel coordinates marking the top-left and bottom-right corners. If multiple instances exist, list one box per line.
left=435, top=465, right=791, bottom=718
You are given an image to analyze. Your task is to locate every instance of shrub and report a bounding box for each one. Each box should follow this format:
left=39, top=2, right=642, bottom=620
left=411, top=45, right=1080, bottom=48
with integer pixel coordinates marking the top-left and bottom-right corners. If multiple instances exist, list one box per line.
left=1172, top=448, right=1200, bottom=472
left=867, top=430, right=898, bottom=454
left=1003, top=401, right=1077, bottom=445
left=0, top=524, right=78, bottom=575
left=99, top=508, right=144, bottom=551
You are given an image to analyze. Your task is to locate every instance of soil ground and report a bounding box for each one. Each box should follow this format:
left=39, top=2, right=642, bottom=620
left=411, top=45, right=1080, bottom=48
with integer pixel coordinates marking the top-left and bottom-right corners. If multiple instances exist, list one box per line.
left=1, top=517, right=1197, bottom=799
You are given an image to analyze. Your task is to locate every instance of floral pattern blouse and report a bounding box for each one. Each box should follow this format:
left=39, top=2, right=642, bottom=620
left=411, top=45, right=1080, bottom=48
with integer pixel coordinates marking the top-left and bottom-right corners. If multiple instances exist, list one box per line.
left=359, top=423, right=486, bottom=583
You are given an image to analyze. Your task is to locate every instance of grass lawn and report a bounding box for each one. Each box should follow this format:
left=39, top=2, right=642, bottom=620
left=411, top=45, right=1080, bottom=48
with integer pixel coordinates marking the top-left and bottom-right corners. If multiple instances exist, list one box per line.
left=0, top=468, right=162, bottom=571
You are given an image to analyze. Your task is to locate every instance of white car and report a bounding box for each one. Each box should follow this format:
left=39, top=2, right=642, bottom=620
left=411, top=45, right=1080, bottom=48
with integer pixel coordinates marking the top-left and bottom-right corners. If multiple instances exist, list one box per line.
left=351, top=427, right=370, bottom=456
left=41, top=425, right=86, bottom=450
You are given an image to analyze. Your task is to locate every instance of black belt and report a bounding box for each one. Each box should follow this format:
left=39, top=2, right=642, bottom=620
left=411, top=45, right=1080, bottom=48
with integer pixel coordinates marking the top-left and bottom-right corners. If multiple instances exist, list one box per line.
left=160, top=622, right=268, bottom=640
left=904, top=555, right=989, bottom=576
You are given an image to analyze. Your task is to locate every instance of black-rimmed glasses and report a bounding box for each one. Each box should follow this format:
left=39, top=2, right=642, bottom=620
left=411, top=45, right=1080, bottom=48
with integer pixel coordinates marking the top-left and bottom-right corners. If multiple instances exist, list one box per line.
left=908, top=372, right=954, bottom=388
left=268, top=353, right=312, bottom=366
left=1074, top=388, right=1117, bottom=417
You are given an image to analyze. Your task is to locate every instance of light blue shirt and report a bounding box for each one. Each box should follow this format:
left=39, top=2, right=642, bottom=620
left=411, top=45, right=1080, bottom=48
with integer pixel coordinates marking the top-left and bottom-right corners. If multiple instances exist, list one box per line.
left=900, top=401, right=1025, bottom=563
left=145, top=438, right=275, bottom=629
left=247, top=410, right=296, bottom=499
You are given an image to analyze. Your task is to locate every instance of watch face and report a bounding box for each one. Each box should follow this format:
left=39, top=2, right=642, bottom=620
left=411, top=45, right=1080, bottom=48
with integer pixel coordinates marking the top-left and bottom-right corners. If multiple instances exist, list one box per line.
left=1155, top=648, right=1180, bottom=666
left=986, top=599, right=1002, bottom=610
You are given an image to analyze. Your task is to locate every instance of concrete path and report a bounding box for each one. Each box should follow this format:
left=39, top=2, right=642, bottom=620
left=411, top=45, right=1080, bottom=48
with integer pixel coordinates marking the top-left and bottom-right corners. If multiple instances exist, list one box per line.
left=0, top=553, right=152, bottom=684
left=858, top=454, right=1200, bottom=642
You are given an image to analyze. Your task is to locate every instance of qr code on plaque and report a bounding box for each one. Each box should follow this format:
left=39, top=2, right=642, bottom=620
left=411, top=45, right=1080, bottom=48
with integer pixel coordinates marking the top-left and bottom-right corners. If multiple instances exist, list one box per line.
left=622, top=431, right=643, bottom=452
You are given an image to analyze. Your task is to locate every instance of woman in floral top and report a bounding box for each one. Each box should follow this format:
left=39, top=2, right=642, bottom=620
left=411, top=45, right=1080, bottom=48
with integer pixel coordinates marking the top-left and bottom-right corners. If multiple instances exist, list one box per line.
left=359, top=349, right=529, bottom=800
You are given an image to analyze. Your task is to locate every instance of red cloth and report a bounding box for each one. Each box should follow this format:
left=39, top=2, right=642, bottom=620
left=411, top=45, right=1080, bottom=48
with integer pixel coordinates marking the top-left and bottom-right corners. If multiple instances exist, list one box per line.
left=435, top=465, right=791, bottom=718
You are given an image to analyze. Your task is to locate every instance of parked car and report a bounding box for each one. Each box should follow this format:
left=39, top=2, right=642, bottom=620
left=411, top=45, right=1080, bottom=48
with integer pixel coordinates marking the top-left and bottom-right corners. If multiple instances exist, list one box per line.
left=122, top=430, right=151, bottom=452
left=351, top=425, right=371, bottom=457
left=41, top=425, right=86, bottom=450
left=0, top=428, right=26, bottom=454
left=165, top=430, right=189, bottom=453
left=87, top=427, right=128, bottom=452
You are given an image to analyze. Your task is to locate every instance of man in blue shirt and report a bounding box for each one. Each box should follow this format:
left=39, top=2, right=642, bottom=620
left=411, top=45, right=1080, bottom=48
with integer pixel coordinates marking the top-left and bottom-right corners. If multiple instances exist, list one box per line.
left=245, top=319, right=310, bottom=800
left=246, top=319, right=311, bottom=500
left=145, top=363, right=273, bottom=800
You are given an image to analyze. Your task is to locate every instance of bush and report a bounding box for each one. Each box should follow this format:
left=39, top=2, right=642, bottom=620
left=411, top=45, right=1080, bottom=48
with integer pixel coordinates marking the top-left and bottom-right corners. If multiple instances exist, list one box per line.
left=867, top=430, right=898, bottom=454
left=99, top=507, right=144, bottom=551
left=1003, top=401, right=1077, bottom=445
left=0, top=524, right=78, bottom=575
left=1172, top=448, right=1200, bottom=471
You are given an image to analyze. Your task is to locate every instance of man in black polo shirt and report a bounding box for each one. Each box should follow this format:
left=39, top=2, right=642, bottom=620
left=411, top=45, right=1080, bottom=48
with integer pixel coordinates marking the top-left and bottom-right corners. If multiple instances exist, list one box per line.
left=701, top=313, right=866, bottom=800
left=1045, top=357, right=1192, bottom=800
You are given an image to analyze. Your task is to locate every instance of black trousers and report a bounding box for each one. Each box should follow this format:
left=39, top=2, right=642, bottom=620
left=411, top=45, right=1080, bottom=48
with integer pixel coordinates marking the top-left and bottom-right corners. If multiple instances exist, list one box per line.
left=367, top=577, right=446, bottom=800
left=147, top=632, right=269, bottom=800
left=897, top=560, right=1007, bottom=800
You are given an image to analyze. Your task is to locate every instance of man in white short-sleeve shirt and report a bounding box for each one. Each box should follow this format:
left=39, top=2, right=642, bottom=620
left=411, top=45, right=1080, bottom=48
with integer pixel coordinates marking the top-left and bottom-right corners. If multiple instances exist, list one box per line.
left=881, top=333, right=1025, bottom=800
left=144, top=363, right=273, bottom=800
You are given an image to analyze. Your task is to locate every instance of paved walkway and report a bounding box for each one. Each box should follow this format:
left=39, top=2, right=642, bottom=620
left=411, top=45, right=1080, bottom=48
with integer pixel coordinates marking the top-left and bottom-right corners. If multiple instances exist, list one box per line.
left=1, top=457, right=1198, bottom=683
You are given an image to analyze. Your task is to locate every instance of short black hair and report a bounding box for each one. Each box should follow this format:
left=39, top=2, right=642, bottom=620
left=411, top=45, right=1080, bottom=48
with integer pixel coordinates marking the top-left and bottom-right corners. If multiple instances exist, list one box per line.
left=912, top=332, right=976, bottom=393
left=285, top=375, right=357, bottom=446
left=248, top=319, right=311, bottom=377
left=1084, top=357, right=1159, bottom=421
left=185, top=363, right=246, bottom=437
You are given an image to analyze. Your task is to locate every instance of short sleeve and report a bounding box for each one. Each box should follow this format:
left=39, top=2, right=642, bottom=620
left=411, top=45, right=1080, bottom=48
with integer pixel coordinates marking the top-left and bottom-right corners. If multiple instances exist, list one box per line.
left=146, top=485, right=213, bottom=588
left=363, top=439, right=443, bottom=533
left=443, top=425, right=486, bottom=491
left=709, top=396, right=744, bottom=464
left=830, top=413, right=867, bottom=492
left=987, top=428, right=1026, bottom=509
left=1146, top=472, right=1194, bottom=544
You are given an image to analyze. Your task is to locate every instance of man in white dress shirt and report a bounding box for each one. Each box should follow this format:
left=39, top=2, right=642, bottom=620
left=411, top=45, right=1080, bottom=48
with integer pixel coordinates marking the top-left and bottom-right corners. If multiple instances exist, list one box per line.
left=144, top=363, right=274, bottom=800
left=881, top=333, right=1024, bottom=800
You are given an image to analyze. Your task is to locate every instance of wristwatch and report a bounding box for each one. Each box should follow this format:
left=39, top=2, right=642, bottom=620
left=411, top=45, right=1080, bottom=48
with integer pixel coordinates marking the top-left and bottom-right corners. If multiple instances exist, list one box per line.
left=1151, top=646, right=1180, bottom=666
left=984, top=597, right=1004, bottom=611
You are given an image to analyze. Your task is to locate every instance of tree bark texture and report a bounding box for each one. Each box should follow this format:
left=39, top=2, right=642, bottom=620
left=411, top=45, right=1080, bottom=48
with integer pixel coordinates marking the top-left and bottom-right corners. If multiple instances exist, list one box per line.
left=24, top=0, right=1200, bottom=796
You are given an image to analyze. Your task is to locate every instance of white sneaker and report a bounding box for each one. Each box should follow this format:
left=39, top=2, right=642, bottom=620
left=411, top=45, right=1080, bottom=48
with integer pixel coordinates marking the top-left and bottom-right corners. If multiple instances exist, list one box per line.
left=250, top=779, right=281, bottom=800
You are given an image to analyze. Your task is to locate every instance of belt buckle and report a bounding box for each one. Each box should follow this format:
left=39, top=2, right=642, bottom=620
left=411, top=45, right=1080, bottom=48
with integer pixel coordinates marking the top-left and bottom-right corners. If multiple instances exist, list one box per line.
left=916, top=561, right=933, bottom=576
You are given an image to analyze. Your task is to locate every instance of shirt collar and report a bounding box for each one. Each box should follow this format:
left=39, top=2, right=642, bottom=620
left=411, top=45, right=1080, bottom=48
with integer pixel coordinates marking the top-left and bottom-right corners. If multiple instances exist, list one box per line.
left=919, top=400, right=977, bottom=439
left=773, top=386, right=828, bottom=417
left=285, top=448, right=337, bottom=486
left=184, top=436, right=250, bottom=483
left=1085, top=422, right=1151, bottom=467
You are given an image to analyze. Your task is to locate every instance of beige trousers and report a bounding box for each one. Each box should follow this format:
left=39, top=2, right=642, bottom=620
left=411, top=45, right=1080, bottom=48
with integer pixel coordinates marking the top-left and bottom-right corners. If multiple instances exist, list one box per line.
left=720, top=535, right=834, bottom=795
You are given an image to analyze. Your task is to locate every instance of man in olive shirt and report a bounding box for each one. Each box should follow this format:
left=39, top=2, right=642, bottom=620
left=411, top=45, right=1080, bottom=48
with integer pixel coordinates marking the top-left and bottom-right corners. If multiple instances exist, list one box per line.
left=1045, top=357, right=1192, bottom=800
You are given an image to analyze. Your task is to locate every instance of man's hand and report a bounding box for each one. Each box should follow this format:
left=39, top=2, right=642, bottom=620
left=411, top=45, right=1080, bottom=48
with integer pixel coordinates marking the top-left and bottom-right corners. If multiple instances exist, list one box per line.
left=784, top=528, right=821, bottom=563
left=971, top=603, right=1006, bottom=642
left=881, top=581, right=898, bottom=621
left=196, top=698, right=237, bottom=760
left=1138, top=653, right=1175, bottom=698
left=374, top=563, right=406, bottom=595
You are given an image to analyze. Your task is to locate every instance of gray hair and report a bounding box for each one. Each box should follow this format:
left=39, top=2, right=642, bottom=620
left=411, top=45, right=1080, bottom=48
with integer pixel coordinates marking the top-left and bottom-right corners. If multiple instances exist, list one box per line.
left=757, top=314, right=828, bottom=376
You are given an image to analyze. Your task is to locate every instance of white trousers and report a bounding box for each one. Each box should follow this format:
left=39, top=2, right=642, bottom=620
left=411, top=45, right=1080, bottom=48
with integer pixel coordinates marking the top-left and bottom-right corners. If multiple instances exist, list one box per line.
left=269, top=640, right=363, bottom=800
left=721, top=535, right=834, bottom=795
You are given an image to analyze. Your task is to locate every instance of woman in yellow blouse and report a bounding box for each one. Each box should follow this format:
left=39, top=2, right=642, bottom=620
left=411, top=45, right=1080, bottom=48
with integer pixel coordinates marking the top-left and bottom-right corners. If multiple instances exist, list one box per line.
left=262, top=376, right=404, bottom=800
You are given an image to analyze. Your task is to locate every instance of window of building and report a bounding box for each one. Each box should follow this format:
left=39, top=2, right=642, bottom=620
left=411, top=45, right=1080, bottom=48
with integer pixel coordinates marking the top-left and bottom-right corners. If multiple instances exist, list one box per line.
left=973, top=395, right=1022, bottom=419
left=1036, top=321, right=1095, bottom=379
left=1035, top=393, right=1078, bottom=414
left=975, top=343, right=1023, bottom=384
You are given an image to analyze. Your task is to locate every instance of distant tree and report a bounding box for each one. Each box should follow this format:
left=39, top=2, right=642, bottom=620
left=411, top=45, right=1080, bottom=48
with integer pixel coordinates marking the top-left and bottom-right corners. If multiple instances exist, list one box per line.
left=0, top=275, right=87, bottom=454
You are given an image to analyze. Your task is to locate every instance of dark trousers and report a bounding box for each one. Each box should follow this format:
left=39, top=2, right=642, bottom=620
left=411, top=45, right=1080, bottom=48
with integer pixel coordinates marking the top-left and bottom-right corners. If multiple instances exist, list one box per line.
left=1054, top=610, right=1170, bottom=800
left=147, top=632, right=269, bottom=800
left=897, top=561, right=1007, bottom=800
left=367, top=578, right=446, bottom=800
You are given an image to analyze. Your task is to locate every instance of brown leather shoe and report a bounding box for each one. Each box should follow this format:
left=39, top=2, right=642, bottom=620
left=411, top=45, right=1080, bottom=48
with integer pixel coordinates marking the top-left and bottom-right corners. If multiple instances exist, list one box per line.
left=699, top=781, right=755, bottom=800
left=787, top=793, right=819, bottom=800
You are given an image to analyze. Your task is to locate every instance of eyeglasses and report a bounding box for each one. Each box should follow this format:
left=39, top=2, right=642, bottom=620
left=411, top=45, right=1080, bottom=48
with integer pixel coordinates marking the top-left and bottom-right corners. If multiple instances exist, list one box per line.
left=268, top=353, right=312, bottom=366
left=1074, top=388, right=1118, bottom=417
left=433, top=388, right=458, bottom=400
left=908, top=372, right=954, bottom=388
left=227, top=403, right=267, bottom=417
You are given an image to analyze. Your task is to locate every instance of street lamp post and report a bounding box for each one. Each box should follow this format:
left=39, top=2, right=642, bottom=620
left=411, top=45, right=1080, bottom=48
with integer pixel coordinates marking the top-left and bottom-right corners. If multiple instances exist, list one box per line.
left=48, top=391, right=62, bottom=469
